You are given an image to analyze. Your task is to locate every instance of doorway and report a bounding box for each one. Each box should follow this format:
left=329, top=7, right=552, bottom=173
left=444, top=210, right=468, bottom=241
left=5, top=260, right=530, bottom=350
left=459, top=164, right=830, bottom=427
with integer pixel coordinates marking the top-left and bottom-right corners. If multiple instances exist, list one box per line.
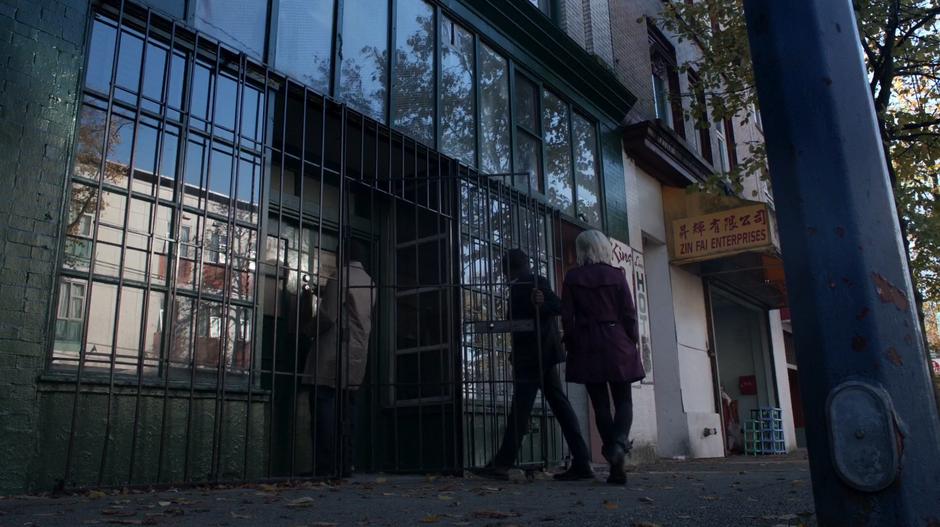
left=708, top=288, right=778, bottom=455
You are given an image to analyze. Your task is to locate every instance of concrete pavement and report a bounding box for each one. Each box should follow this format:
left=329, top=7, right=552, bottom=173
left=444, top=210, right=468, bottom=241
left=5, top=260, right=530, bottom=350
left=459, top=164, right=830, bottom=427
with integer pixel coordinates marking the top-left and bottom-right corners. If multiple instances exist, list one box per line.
left=0, top=453, right=815, bottom=527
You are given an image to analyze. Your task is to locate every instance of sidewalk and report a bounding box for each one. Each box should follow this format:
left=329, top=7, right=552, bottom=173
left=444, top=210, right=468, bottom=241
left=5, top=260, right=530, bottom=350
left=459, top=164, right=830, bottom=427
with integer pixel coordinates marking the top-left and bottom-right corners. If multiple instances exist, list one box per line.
left=0, top=453, right=815, bottom=527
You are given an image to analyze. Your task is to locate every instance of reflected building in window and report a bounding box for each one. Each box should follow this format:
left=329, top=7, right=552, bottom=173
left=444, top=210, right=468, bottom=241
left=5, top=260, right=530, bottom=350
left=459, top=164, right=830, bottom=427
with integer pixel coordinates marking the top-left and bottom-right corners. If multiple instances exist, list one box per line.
left=11, top=0, right=640, bottom=492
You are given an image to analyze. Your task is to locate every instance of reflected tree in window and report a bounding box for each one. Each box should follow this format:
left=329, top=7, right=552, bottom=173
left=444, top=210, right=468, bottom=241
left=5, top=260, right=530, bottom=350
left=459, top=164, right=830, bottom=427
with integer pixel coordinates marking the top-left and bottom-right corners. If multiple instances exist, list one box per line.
left=440, top=16, right=475, bottom=166
left=337, top=0, right=389, bottom=123
left=572, top=114, right=601, bottom=227
left=478, top=44, right=510, bottom=176
left=66, top=106, right=135, bottom=269
left=275, top=0, right=334, bottom=94
left=542, top=91, right=574, bottom=215
left=392, top=0, right=434, bottom=144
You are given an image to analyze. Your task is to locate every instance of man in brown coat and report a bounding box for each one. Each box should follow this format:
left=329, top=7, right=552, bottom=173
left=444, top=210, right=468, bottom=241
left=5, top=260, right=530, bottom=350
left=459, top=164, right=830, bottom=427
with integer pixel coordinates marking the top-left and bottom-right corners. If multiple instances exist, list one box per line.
left=302, top=244, right=375, bottom=477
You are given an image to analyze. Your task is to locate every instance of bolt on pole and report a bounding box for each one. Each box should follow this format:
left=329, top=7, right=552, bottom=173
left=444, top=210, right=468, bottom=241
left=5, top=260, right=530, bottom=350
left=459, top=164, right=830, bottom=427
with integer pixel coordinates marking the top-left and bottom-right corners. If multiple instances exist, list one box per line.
left=742, top=0, right=940, bottom=524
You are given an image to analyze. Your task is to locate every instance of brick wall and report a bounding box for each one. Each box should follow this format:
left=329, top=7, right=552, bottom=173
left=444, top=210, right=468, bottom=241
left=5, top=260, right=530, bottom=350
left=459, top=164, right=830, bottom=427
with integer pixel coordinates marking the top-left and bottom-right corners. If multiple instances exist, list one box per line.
left=560, top=0, right=585, bottom=49
left=0, top=0, right=89, bottom=493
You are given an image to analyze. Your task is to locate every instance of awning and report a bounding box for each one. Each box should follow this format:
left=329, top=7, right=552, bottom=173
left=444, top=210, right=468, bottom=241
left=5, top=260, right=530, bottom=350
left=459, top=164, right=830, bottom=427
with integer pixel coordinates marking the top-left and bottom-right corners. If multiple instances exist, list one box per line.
left=663, top=187, right=788, bottom=309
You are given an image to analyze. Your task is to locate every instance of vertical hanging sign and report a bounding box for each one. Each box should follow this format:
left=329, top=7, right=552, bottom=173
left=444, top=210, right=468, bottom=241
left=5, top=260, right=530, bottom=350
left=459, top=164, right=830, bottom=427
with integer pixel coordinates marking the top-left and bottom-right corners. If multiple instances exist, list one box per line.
left=610, top=238, right=653, bottom=383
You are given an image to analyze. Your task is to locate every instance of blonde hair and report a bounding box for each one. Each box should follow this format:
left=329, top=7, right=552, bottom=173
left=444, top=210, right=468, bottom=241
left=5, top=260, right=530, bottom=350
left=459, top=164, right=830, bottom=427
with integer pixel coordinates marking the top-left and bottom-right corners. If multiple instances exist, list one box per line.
left=575, top=229, right=612, bottom=266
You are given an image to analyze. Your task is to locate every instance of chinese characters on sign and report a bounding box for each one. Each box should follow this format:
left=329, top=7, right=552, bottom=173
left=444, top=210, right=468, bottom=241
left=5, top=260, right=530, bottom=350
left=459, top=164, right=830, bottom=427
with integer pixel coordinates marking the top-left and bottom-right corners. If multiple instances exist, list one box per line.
left=671, top=204, right=772, bottom=263
left=611, top=238, right=653, bottom=384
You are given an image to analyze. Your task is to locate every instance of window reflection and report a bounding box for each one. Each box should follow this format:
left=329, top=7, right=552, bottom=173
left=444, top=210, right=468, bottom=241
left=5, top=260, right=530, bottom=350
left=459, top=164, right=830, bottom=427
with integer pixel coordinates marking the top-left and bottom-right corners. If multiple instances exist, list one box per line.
left=115, top=28, right=144, bottom=104
left=478, top=44, right=510, bottom=176
left=337, top=0, right=389, bottom=122
left=190, top=62, right=214, bottom=130
left=94, top=190, right=127, bottom=278
left=572, top=114, right=601, bottom=227
left=513, top=132, right=542, bottom=193
left=142, top=42, right=168, bottom=112
left=54, top=278, right=87, bottom=362
left=514, top=74, right=538, bottom=132
left=159, top=126, right=180, bottom=200
left=85, top=19, right=116, bottom=94
left=83, top=282, right=118, bottom=369
left=542, top=91, right=573, bottom=215
left=74, top=105, right=107, bottom=181
left=132, top=120, right=159, bottom=195
left=105, top=108, right=135, bottom=188
left=440, top=16, right=475, bottom=166
left=207, top=146, right=234, bottom=217
left=194, top=0, right=268, bottom=59
left=61, top=10, right=265, bottom=380
left=64, top=183, right=96, bottom=271
left=275, top=0, right=334, bottom=94
left=393, top=0, right=434, bottom=144
left=215, top=73, right=239, bottom=138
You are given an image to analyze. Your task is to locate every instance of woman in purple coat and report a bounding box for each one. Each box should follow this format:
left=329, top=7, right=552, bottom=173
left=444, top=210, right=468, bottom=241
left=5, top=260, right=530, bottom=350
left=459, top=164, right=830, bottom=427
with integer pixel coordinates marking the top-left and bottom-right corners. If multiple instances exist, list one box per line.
left=561, top=230, right=644, bottom=485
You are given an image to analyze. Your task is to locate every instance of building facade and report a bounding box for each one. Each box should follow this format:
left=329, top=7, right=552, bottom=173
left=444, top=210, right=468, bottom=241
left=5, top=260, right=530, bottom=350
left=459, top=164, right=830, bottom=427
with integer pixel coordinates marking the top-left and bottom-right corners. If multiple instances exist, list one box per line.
left=0, top=0, right=642, bottom=492
left=0, top=0, right=800, bottom=494
left=581, top=0, right=798, bottom=460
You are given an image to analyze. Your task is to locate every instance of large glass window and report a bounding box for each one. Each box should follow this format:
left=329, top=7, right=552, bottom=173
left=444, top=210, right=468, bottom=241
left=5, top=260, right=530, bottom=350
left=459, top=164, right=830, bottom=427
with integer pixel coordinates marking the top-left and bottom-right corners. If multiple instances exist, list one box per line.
left=393, top=0, right=435, bottom=145
left=53, top=16, right=261, bottom=378
left=513, top=72, right=542, bottom=192
left=194, top=0, right=268, bottom=59
left=275, top=0, right=334, bottom=94
left=572, top=113, right=601, bottom=227
left=478, top=44, right=510, bottom=176
left=337, top=0, right=389, bottom=123
left=688, top=70, right=713, bottom=163
left=439, top=16, right=475, bottom=166
left=651, top=69, right=671, bottom=127
left=542, top=90, right=573, bottom=215
left=649, top=24, right=684, bottom=138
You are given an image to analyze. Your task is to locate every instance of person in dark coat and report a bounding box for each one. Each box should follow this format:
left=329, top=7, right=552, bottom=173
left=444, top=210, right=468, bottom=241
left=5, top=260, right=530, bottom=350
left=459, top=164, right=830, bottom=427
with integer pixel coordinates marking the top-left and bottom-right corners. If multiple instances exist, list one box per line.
left=561, top=230, right=644, bottom=485
left=479, top=249, right=593, bottom=481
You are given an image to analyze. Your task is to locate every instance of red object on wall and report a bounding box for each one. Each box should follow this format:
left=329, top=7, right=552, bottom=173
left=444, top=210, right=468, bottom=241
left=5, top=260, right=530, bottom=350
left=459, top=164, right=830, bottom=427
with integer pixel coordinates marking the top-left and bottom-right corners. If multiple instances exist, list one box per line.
left=739, top=375, right=757, bottom=395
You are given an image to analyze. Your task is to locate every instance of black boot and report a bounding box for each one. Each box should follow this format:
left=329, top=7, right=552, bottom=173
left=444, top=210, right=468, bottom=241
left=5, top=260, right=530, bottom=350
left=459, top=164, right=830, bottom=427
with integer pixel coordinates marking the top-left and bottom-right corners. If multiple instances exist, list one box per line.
left=553, top=463, right=595, bottom=481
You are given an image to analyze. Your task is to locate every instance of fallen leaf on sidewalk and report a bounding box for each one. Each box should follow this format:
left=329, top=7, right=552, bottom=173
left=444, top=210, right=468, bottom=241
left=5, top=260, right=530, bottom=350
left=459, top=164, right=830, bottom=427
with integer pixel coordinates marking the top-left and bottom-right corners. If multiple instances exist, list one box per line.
left=87, top=491, right=108, bottom=499
left=420, top=514, right=441, bottom=523
left=286, top=497, right=316, bottom=508
left=472, top=510, right=519, bottom=519
left=602, top=500, right=619, bottom=510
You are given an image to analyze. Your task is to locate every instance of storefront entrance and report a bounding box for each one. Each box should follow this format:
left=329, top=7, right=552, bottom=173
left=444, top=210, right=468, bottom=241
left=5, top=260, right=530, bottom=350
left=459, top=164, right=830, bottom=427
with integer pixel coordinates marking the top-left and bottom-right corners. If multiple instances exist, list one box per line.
left=708, top=288, right=779, bottom=455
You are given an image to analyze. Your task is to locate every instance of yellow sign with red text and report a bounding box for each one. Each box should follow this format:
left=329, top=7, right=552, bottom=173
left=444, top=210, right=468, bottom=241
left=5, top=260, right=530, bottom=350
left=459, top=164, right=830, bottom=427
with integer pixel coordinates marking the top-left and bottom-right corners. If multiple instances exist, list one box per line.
left=671, top=204, right=773, bottom=263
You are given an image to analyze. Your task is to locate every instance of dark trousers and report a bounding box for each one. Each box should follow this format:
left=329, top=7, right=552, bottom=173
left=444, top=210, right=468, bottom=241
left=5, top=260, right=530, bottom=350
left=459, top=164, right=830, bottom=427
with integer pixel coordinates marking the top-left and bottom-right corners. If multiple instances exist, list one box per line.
left=493, top=365, right=591, bottom=468
left=585, top=381, right=633, bottom=460
left=309, top=385, right=356, bottom=476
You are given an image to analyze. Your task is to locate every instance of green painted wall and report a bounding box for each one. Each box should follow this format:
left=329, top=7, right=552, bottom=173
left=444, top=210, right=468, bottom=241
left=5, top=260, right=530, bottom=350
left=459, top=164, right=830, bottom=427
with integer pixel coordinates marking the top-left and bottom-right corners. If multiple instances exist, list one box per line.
left=0, top=0, right=89, bottom=495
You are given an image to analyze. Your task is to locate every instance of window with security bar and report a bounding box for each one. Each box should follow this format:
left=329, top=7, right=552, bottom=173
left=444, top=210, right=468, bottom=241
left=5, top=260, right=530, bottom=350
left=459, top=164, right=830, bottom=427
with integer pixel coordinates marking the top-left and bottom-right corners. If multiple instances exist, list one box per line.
left=46, top=0, right=596, bottom=486
left=53, top=11, right=262, bottom=383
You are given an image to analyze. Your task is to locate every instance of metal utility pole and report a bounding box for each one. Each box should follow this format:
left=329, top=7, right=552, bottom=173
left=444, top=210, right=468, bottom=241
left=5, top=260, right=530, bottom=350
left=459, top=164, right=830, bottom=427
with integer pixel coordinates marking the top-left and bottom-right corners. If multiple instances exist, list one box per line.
left=742, top=0, right=940, bottom=525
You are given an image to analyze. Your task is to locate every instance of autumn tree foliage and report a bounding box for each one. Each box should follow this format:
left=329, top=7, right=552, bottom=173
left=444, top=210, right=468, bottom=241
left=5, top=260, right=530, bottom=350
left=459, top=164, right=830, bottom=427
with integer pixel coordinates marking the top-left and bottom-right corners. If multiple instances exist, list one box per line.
left=659, top=0, right=940, bottom=315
